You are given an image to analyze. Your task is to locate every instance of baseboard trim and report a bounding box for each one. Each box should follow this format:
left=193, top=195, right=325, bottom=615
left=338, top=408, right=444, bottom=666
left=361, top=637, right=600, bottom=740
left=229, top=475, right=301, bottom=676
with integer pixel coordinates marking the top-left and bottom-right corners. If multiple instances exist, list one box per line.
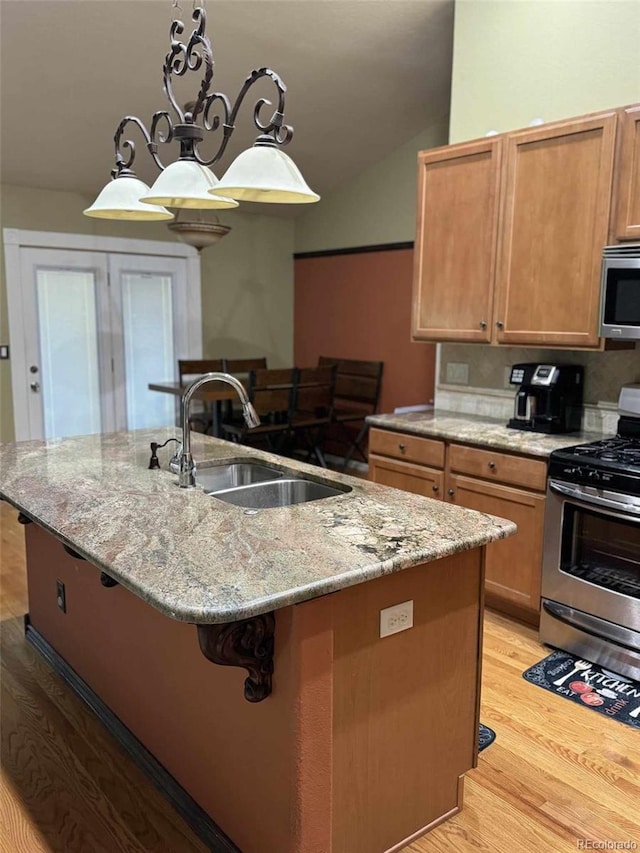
left=24, top=616, right=242, bottom=853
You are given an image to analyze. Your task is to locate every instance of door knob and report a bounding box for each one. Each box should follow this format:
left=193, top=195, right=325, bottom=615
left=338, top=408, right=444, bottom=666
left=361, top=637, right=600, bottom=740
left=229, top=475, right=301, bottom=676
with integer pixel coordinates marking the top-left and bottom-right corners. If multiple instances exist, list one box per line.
left=448, top=488, right=455, bottom=497
left=479, top=320, right=487, bottom=329
left=496, top=321, right=504, bottom=329
left=30, top=381, right=40, bottom=392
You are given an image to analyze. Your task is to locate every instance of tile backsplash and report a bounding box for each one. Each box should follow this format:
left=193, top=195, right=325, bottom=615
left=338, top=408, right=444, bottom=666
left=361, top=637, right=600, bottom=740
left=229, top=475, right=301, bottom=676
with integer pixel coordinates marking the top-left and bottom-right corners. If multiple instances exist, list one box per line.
left=437, top=344, right=639, bottom=434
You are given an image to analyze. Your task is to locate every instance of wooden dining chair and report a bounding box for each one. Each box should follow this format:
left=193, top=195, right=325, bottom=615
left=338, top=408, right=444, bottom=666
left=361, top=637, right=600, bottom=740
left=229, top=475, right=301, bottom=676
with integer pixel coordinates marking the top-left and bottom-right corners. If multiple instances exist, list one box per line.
left=288, top=365, right=337, bottom=468
left=221, top=368, right=296, bottom=452
left=177, top=359, right=225, bottom=433
left=317, top=357, right=384, bottom=467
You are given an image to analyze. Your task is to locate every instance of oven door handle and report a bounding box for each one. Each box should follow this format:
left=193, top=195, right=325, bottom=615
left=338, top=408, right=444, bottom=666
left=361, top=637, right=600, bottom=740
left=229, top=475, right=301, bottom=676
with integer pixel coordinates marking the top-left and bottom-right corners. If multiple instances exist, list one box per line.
left=548, top=479, right=640, bottom=518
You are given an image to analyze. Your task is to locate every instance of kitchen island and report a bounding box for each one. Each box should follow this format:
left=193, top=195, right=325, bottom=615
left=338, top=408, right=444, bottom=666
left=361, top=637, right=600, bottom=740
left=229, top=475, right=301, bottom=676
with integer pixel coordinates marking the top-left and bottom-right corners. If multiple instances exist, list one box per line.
left=0, top=429, right=515, bottom=853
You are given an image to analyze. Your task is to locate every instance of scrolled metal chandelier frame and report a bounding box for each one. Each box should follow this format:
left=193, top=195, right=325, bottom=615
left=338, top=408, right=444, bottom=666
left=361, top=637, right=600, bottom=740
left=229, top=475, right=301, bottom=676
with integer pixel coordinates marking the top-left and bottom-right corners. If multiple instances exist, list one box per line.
left=84, top=3, right=319, bottom=221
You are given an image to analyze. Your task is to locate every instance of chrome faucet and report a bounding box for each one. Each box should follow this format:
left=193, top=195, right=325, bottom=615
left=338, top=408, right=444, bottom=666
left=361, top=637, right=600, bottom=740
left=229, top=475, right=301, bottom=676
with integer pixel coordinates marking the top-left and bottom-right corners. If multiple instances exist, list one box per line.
left=173, top=372, right=260, bottom=488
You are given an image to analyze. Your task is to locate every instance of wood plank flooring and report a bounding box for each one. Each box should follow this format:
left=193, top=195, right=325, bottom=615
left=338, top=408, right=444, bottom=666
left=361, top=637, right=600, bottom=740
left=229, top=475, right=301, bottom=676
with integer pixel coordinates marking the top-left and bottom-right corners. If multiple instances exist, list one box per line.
left=1, top=501, right=638, bottom=852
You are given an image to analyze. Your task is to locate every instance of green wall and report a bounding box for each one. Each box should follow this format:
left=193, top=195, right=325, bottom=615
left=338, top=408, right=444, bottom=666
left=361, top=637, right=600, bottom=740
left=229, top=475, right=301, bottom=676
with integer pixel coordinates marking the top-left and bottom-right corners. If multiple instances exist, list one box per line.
left=0, top=185, right=294, bottom=442
left=294, top=118, right=449, bottom=254
left=449, top=0, right=640, bottom=144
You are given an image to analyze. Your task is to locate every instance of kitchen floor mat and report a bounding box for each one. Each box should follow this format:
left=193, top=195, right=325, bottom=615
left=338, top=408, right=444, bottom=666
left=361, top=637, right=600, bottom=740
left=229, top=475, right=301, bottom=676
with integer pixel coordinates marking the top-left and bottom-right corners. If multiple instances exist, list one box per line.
left=523, top=649, right=640, bottom=730
left=478, top=723, right=496, bottom=751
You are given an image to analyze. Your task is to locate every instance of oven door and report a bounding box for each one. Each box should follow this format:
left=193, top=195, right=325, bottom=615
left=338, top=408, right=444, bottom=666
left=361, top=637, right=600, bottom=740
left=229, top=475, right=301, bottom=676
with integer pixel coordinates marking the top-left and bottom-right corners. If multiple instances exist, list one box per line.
left=542, top=480, right=640, bottom=632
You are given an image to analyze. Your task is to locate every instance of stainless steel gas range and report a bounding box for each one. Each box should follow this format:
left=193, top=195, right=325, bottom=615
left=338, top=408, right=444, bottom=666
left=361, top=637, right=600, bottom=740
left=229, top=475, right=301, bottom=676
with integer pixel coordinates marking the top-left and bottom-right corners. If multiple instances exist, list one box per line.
left=541, top=385, right=640, bottom=681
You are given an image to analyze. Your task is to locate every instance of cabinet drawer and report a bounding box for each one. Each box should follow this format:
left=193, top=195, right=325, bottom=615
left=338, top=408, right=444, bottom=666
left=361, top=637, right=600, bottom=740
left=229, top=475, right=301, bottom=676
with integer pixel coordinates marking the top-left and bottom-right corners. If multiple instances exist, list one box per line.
left=369, top=429, right=445, bottom=468
left=449, top=443, right=547, bottom=491
left=369, top=455, right=444, bottom=499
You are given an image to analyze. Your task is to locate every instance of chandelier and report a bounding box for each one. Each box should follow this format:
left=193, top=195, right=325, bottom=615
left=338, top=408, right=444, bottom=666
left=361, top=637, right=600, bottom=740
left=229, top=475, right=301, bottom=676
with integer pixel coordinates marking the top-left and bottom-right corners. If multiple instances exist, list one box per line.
left=84, top=3, right=319, bottom=221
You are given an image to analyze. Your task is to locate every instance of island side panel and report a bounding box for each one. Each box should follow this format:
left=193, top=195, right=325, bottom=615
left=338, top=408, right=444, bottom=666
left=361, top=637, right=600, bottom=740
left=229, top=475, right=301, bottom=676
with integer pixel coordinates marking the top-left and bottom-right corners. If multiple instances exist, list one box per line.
left=23, top=522, right=335, bottom=853
left=330, top=549, right=483, bottom=853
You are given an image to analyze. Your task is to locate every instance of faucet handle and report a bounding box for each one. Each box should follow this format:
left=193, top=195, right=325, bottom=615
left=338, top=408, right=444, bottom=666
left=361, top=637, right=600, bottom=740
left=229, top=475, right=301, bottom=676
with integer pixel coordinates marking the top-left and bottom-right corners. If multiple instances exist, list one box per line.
left=169, top=441, right=183, bottom=474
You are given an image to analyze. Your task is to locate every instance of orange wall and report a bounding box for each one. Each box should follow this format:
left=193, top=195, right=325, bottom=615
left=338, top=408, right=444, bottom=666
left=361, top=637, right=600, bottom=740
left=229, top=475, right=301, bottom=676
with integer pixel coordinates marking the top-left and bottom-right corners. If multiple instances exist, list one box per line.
left=294, top=248, right=436, bottom=414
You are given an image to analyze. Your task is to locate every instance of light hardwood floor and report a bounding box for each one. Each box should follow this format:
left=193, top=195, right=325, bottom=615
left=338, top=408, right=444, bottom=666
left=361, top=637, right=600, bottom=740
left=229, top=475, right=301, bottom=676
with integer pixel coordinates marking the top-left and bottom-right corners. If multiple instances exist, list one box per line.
left=1, top=501, right=638, bottom=852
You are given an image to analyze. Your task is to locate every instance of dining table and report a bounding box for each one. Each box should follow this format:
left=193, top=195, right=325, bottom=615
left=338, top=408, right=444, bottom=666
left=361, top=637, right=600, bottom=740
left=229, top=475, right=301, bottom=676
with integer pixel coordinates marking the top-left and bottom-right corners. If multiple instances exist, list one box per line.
left=148, top=381, right=237, bottom=437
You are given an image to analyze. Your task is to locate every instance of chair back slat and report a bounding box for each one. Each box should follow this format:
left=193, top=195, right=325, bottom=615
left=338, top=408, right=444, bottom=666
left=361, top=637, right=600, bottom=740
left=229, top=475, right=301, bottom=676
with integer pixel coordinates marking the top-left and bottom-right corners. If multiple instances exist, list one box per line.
left=317, top=356, right=383, bottom=412
left=223, top=357, right=268, bottom=374
left=178, top=359, right=224, bottom=383
left=295, top=366, right=336, bottom=417
left=247, top=368, right=297, bottom=418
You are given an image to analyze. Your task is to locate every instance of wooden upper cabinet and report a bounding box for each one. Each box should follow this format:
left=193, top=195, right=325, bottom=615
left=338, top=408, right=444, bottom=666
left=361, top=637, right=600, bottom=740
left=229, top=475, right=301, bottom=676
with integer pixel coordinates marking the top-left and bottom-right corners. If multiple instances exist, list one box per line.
left=412, top=138, right=502, bottom=342
left=493, top=113, right=617, bottom=348
left=613, top=105, right=640, bottom=240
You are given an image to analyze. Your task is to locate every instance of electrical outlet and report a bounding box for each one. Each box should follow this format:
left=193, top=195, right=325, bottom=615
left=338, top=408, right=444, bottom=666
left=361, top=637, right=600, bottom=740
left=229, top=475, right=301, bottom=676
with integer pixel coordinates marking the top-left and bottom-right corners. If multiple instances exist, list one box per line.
left=380, top=600, right=413, bottom=638
left=56, top=580, right=66, bottom=613
left=445, top=362, right=469, bottom=385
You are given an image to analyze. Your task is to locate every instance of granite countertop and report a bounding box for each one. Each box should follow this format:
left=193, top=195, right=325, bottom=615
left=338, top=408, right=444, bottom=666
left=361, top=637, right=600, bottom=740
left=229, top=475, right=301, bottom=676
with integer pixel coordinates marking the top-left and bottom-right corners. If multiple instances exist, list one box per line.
left=366, top=411, right=607, bottom=458
left=0, top=428, right=515, bottom=624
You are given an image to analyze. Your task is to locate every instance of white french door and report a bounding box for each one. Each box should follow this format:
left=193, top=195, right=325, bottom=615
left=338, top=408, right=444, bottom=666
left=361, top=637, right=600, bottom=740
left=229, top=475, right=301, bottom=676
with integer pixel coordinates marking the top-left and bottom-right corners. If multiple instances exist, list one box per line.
left=5, top=232, right=201, bottom=441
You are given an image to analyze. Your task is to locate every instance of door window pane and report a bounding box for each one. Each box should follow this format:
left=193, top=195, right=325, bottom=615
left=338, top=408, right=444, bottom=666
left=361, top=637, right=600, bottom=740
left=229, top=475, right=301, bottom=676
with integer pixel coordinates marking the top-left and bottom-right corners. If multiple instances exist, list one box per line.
left=36, top=269, right=102, bottom=438
left=122, top=272, right=175, bottom=429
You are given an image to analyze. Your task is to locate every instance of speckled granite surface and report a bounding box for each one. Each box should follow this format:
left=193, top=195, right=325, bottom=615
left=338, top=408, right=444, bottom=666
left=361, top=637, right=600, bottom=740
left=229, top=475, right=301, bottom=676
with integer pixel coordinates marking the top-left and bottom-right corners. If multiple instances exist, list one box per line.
left=0, top=429, right=515, bottom=624
left=367, top=411, right=607, bottom=458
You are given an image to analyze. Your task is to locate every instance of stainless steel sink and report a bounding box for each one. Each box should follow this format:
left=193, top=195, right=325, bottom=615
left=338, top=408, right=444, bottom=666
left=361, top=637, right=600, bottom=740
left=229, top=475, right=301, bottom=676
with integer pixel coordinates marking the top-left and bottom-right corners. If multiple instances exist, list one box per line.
left=196, top=461, right=283, bottom=493
left=209, top=477, right=350, bottom=509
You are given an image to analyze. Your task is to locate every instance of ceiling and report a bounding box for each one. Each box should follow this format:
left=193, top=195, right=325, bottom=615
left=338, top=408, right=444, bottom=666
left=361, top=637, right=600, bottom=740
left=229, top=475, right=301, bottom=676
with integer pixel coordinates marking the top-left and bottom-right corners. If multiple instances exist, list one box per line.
left=0, top=0, right=453, bottom=217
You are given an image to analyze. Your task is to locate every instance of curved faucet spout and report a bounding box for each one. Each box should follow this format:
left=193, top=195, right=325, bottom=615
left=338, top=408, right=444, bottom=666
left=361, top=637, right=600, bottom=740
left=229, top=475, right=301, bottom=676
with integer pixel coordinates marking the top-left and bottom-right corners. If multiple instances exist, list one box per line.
left=178, top=372, right=260, bottom=488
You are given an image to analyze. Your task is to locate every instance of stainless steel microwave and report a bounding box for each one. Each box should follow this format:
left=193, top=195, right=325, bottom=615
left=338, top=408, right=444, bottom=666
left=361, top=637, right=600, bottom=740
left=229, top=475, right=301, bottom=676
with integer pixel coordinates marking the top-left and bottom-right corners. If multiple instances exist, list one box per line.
left=600, top=243, right=640, bottom=340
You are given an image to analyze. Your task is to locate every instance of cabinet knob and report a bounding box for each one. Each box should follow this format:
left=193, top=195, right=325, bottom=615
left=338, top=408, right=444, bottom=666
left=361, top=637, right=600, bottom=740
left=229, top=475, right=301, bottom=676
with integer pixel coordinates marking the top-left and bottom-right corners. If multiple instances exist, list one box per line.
left=479, top=320, right=487, bottom=329
left=488, top=461, right=496, bottom=469
left=496, top=320, right=504, bottom=329
left=30, top=381, right=40, bottom=392
left=448, top=488, right=455, bottom=497
left=432, top=485, right=439, bottom=493
left=398, top=443, right=406, bottom=453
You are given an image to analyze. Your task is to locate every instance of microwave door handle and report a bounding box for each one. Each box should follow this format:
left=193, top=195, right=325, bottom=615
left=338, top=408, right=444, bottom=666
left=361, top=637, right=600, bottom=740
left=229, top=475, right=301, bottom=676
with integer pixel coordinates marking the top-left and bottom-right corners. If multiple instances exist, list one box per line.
left=549, top=480, right=640, bottom=518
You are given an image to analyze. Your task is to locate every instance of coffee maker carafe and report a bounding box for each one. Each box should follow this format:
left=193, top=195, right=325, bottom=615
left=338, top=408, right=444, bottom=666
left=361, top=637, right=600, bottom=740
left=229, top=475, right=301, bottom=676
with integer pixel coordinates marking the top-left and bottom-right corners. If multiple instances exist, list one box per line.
left=507, top=363, right=584, bottom=434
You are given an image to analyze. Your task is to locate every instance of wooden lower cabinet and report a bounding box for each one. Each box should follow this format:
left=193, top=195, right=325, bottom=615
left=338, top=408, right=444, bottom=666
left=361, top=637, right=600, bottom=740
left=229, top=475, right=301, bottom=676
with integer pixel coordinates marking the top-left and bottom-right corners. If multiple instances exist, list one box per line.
left=446, top=474, right=545, bottom=625
left=368, top=429, right=547, bottom=625
left=368, top=454, right=444, bottom=499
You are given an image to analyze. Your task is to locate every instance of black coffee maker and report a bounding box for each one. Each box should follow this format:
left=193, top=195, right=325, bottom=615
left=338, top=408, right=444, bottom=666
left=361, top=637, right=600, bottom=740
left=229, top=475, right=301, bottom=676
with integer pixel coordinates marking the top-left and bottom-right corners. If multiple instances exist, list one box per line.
left=507, top=363, right=584, bottom=434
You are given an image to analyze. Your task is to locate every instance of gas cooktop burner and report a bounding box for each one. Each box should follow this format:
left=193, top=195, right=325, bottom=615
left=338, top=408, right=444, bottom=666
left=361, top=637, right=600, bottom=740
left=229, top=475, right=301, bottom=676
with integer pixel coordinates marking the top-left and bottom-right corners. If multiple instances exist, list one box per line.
left=571, top=437, right=640, bottom=465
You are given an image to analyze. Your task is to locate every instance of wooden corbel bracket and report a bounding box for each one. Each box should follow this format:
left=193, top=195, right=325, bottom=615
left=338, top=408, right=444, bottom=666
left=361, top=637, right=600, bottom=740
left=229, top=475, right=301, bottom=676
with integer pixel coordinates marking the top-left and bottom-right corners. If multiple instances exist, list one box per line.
left=196, top=612, right=275, bottom=703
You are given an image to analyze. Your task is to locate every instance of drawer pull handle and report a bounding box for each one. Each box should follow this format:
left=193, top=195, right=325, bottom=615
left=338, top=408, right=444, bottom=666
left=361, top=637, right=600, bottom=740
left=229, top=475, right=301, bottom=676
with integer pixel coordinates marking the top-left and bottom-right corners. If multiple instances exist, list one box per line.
left=432, top=485, right=439, bottom=493
left=488, top=461, right=496, bottom=469
left=448, top=488, right=455, bottom=497
left=398, top=443, right=406, bottom=452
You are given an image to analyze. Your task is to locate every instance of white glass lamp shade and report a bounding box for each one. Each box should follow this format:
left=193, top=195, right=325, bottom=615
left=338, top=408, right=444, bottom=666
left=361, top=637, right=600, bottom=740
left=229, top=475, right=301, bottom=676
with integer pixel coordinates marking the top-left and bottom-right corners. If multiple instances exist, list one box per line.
left=214, top=146, right=320, bottom=204
left=83, top=176, right=174, bottom=221
left=141, top=160, right=239, bottom=209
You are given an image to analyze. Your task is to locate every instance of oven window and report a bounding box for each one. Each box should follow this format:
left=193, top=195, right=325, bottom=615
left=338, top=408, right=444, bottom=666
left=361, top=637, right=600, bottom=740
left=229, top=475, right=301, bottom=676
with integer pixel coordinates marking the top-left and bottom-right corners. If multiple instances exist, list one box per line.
left=560, top=505, right=640, bottom=598
left=603, top=269, right=640, bottom=325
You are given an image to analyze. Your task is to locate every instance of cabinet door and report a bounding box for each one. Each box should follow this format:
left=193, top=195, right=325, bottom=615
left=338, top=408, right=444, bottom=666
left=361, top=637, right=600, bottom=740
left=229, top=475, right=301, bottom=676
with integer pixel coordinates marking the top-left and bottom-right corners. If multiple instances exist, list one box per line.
left=494, top=113, right=617, bottom=348
left=412, top=138, right=502, bottom=343
left=613, top=104, right=640, bottom=240
left=369, top=454, right=444, bottom=500
left=447, top=474, right=545, bottom=622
